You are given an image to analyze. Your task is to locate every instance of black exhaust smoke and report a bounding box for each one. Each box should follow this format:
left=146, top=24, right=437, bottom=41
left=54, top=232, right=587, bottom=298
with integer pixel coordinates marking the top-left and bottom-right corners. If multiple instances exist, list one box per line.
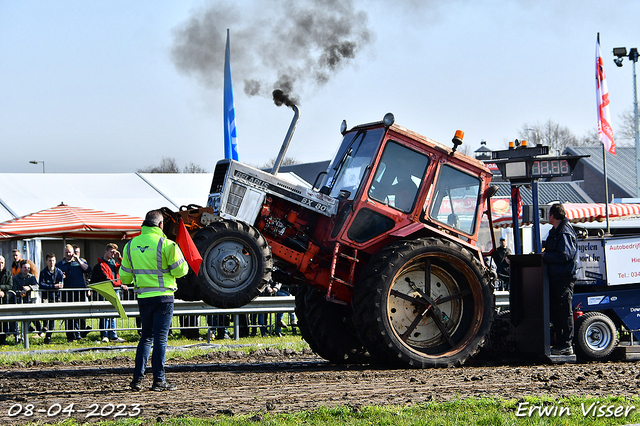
left=272, top=89, right=297, bottom=108
left=170, top=0, right=373, bottom=104
left=271, top=89, right=299, bottom=175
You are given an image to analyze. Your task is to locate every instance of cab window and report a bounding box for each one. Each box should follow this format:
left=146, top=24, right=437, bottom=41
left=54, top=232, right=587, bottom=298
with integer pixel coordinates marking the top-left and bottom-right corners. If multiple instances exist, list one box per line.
left=428, top=164, right=481, bottom=235
left=368, top=141, right=430, bottom=213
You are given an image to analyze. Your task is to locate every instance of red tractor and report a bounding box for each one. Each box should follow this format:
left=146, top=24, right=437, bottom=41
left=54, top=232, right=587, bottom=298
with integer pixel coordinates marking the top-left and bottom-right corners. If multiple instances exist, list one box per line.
left=166, top=103, right=499, bottom=368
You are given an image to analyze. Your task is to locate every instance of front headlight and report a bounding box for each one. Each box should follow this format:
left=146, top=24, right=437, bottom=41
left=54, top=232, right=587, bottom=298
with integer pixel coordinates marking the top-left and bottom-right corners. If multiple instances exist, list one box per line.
left=207, top=194, right=222, bottom=214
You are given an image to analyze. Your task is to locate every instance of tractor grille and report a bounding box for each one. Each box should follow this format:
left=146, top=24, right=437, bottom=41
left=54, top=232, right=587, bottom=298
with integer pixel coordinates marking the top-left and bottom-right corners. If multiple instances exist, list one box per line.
left=225, top=182, right=247, bottom=217
left=209, top=162, right=230, bottom=194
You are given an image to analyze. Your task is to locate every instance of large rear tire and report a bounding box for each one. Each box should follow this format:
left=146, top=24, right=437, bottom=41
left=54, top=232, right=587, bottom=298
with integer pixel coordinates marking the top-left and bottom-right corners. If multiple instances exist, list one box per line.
left=574, top=312, right=618, bottom=360
left=301, top=287, right=370, bottom=364
left=193, top=220, right=272, bottom=308
left=295, top=286, right=332, bottom=361
left=352, top=237, right=493, bottom=368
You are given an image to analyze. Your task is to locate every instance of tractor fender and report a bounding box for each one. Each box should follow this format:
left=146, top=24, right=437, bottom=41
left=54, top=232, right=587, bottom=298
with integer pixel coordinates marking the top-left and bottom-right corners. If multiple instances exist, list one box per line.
left=390, top=222, right=486, bottom=267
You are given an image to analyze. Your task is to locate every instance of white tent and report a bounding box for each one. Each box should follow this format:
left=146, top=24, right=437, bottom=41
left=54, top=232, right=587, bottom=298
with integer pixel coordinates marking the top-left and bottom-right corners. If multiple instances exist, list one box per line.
left=0, top=173, right=213, bottom=221
left=0, top=171, right=311, bottom=222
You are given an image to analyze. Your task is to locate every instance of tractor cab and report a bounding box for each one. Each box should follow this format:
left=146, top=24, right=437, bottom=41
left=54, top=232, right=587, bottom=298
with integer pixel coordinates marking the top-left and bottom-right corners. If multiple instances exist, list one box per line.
left=316, top=113, right=494, bottom=254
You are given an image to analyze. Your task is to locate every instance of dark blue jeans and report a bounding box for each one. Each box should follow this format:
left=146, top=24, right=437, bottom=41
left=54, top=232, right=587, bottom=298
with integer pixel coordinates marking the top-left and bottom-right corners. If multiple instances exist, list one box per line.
left=274, top=289, right=295, bottom=335
left=134, top=297, right=173, bottom=383
left=99, top=290, right=120, bottom=339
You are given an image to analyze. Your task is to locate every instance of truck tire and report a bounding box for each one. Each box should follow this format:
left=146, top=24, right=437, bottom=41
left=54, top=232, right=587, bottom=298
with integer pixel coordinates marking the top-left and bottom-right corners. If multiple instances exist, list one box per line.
left=574, top=312, right=618, bottom=360
left=193, top=220, right=272, bottom=309
left=301, top=287, right=370, bottom=364
left=352, top=237, right=494, bottom=368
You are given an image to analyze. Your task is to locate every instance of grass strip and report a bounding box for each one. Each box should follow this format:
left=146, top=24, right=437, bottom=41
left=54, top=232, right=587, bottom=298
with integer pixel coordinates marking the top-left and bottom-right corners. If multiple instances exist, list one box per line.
left=16, top=395, right=640, bottom=426
left=0, top=331, right=308, bottom=366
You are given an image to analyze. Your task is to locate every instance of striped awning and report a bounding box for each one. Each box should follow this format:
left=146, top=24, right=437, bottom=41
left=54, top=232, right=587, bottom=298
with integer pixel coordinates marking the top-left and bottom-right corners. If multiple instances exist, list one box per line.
left=0, top=204, right=143, bottom=240
left=492, top=201, right=640, bottom=228
left=563, top=203, right=640, bottom=222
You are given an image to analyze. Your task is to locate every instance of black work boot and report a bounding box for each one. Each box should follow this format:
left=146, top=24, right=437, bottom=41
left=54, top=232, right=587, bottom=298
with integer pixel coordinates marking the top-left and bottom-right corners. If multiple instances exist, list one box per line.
left=130, top=376, right=144, bottom=391
left=151, top=380, right=177, bottom=391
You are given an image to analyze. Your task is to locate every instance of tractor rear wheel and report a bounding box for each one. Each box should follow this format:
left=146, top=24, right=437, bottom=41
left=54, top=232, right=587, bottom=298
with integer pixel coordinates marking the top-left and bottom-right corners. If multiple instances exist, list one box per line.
left=302, top=287, right=370, bottom=364
left=193, top=220, right=272, bottom=308
left=294, top=286, right=332, bottom=361
left=352, top=237, right=493, bottom=368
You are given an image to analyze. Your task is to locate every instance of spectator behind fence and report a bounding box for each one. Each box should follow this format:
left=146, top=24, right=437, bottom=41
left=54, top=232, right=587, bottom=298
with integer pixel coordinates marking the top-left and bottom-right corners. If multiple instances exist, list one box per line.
left=10, top=250, right=20, bottom=275
left=265, top=281, right=297, bottom=337
left=91, top=243, right=127, bottom=343
left=39, top=253, right=64, bottom=344
left=0, top=255, right=12, bottom=345
left=56, top=244, right=92, bottom=342
left=13, top=259, right=44, bottom=337
left=73, top=245, right=90, bottom=284
left=10, top=249, right=38, bottom=279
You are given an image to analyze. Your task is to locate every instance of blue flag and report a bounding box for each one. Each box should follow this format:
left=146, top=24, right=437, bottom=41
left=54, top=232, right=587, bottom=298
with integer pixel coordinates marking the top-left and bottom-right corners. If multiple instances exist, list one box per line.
left=224, top=29, right=239, bottom=160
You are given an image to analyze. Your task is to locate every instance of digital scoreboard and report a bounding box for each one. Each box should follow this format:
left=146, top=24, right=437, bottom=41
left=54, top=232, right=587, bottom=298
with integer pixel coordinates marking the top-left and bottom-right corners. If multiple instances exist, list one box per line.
left=530, top=158, right=571, bottom=177
left=490, top=154, right=586, bottom=181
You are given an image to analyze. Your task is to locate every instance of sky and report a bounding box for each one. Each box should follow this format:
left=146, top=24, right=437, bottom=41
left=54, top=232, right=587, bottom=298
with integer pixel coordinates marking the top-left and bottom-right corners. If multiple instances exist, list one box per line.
left=1, top=0, right=640, bottom=174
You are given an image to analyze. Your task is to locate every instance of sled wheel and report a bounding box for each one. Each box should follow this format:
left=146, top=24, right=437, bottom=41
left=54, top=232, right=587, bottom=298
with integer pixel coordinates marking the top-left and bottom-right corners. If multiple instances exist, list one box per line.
left=353, top=237, right=493, bottom=368
left=194, top=220, right=272, bottom=308
left=575, top=312, right=618, bottom=360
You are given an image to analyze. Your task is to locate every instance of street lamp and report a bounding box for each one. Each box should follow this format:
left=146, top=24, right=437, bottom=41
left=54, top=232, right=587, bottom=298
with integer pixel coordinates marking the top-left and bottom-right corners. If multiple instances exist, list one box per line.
left=29, top=160, right=45, bottom=173
left=613, top=46, right=640, bottom=198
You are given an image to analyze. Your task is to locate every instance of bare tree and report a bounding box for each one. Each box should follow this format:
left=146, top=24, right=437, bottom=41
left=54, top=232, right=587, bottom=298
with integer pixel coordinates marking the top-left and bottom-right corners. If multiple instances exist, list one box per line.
left=458, top=144, right=471, bottom=156
left=580, top=128, right=600, bottom=146
left=183, top=162, right=208, bottom=173
left=261, top=157, right=300, bottom=169
left=518, top=120, right=583, bottom=154
left=138, top=157, right=180, bottom=173
left=616, top=107, right=638, bottom=147
left=138, top=157, right=207, bottom=173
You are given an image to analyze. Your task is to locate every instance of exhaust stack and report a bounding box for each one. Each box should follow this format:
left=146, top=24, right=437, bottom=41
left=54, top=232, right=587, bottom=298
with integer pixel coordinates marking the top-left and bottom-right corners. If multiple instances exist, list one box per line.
left=271, top=90, right=300, bottom=175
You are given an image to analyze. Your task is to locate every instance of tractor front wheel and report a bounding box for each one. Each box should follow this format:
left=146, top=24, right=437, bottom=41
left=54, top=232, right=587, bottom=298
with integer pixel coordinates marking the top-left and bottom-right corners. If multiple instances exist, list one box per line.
left=193, top=220, right=272, bottom=308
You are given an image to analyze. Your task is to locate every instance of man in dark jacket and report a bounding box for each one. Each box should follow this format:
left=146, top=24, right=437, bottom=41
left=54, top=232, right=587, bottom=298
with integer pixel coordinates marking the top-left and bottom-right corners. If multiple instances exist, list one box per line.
left=13, top=260, right=43, bottom=337
left=0, top=255, right=13, bottom=345
left=56, top=244, right=91, bottom=341
left=91, top=243, right=127, bottom=343
left=543, top=203, right=579, bottom=356
left=39, top=253, right=64, bottom=344
left=492, top=238, right=511, bottom=290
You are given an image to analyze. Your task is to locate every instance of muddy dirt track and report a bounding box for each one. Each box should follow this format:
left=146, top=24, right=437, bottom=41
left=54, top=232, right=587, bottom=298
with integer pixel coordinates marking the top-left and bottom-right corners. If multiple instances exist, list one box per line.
left=1, top=348, right=640, bottom=424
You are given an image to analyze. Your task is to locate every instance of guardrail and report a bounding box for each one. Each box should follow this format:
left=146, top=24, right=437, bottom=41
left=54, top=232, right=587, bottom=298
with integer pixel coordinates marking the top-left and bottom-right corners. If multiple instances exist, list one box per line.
left=0, top=290, right=511, bottom=350
left=0, top=296, right=296, bottom=349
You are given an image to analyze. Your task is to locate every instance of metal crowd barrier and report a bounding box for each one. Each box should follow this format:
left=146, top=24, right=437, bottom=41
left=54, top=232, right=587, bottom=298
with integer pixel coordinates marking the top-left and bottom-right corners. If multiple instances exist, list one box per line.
left=0, top=289, right=295, bottom=349
left=0, top=289, right=511, bottom=350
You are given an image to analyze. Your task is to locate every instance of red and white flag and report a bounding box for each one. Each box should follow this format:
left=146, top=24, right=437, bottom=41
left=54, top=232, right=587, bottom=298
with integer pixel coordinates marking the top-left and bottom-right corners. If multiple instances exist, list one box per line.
left=596, top=33, right=616, bottom=155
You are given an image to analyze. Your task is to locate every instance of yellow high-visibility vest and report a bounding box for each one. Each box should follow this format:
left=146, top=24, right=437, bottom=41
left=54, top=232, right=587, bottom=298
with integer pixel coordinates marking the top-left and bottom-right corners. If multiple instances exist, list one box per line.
left=120, top=226, right=189, bottom=298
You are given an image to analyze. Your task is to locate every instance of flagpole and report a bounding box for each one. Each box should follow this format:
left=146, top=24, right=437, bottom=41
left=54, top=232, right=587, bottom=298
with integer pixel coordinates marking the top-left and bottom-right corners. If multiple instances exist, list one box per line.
left=603, top=144, right=611, bottom=235
left=596, top=33, right=615, bottom=235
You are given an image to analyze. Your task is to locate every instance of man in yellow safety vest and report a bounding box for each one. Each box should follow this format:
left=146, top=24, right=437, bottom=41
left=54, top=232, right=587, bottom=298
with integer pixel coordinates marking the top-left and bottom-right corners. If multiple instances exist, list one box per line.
left=121, top=210, right=189, bottom=391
